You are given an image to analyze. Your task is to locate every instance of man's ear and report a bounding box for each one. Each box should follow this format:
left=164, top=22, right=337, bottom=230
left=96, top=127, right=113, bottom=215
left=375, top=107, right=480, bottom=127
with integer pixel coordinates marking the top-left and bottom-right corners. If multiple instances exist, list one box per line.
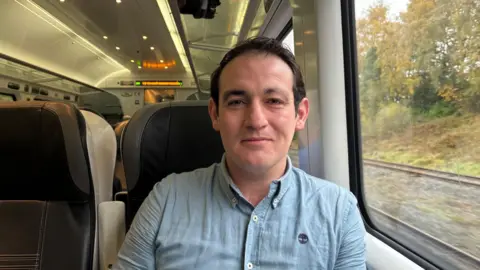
left=295, top=98, right=309, bottom=131
left=208, top=98, right=220, bottom=131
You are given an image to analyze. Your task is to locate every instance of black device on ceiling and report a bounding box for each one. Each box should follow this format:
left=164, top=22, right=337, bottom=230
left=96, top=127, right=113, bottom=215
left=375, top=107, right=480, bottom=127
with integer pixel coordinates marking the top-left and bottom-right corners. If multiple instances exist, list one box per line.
left=178, top=0, right=221, bottom=19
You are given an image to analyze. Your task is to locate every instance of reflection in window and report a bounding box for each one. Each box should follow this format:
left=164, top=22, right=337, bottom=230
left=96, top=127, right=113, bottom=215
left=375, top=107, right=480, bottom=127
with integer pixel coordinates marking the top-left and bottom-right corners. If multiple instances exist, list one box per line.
left=356, top=0, right=479, bottom=268
left=186, top=91, right=210, bottom=101
left=247, top=0, right=268, bottom=39
left=281, top=29, right=299, bottom=168
left=0, top=93, right=15, bottom=102
left=144, top=89, right=175, bottom=104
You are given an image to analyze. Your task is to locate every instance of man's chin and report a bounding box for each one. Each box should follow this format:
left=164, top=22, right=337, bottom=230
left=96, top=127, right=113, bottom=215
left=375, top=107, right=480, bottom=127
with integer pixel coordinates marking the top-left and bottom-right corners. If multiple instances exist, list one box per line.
left=236, top=153, right=273, bottom=171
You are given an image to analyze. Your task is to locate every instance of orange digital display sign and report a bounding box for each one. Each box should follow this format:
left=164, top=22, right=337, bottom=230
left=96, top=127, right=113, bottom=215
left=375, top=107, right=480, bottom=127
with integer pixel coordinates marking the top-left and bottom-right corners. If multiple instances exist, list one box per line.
left=142, top=60, right=176, bottom=69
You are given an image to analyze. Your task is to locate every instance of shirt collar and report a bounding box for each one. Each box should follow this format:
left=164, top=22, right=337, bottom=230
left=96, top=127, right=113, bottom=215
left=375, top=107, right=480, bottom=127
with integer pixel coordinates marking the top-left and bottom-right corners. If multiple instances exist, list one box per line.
left=218, top=153, right=294, bottom=209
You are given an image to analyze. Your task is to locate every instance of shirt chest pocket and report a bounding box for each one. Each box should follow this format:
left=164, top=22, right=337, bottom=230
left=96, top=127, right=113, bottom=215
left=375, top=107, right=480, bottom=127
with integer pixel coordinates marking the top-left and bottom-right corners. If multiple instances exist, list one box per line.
left=156, top=218, right=247, bottom=268
left=257, top=218, right=333, bottom=269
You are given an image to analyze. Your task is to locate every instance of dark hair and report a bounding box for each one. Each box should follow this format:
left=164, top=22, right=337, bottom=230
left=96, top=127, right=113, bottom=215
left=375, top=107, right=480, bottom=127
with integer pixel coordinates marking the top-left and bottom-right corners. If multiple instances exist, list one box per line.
left=210, top=37, right=306, bottom=112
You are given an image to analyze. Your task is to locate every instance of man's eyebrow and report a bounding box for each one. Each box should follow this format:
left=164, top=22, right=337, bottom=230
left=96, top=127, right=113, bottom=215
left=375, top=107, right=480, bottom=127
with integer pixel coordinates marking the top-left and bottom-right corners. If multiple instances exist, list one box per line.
left=264, top=88, right=282, bottom=95
left=264, top=88, right=289, bottom=99
left=222, top=89, right=247, bottom=102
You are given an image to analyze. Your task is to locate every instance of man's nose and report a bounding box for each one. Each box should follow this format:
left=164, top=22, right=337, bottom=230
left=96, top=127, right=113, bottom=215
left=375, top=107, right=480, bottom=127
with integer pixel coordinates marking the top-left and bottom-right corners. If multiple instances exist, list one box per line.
left=245, top=100, right=268, bottom=130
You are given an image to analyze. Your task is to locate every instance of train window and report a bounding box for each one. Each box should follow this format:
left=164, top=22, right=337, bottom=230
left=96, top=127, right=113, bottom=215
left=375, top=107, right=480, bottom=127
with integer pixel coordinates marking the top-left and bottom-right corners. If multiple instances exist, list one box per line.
left=144, top=89, right=175, bottom=104
left=39, top=89, right=48, bottom=95
left=355, top=0, right=479, bottom=268
left=281, top=29, right=299, bottom=168
left=64, top=95, right=71, bottom=101
left=31, top=87, right=40, bottom=94
left=24, top=85, right=29, bottom=92
left=7, top=82, right=20, bottom=90
left=0, top=93, right=15, bottom=102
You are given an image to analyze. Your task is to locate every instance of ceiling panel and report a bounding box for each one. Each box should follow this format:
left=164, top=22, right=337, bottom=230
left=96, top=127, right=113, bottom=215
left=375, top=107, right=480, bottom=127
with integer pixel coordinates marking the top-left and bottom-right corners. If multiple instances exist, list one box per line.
left=181, top=0, right=250, bottom=86
left=33, top=0, right=183, bottom=73
left=247, top=0, right=267, bottom=38
left=0, top=0, right=189, bottom=87
left=181, top=0, right=273, bottom=90
left=182, top=1, right=249, bottom=47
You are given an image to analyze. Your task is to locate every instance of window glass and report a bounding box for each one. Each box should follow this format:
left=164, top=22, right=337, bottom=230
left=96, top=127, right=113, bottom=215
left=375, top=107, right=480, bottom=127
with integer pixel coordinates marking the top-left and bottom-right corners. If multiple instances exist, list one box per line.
left=355, top=0, right=479, bottom=268
left=0, top=93, right=15, bottom=102
left=282, top=29, right=300, bottom=168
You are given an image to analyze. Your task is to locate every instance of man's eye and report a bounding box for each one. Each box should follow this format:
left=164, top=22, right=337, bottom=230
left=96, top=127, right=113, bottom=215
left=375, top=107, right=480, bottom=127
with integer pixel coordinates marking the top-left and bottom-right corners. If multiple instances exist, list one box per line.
left=227, top=100, right=244, bottom=106
left=267, top=98, right=284, bottom=105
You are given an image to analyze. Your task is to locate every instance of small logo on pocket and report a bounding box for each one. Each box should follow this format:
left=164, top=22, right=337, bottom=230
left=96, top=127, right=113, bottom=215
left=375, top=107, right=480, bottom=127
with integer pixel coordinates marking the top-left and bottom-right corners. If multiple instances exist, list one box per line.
left=298, top=233, right=308, bottom=244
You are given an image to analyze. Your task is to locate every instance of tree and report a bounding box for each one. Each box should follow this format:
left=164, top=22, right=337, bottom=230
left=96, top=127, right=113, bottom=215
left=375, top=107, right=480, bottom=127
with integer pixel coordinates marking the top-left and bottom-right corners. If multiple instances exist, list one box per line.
left=359, top=47, right=384, bottom=120
left=411, top=72, right=440, bottom=112
left=357, top=0, right=480, bottom=120
left=357, top=3, right=415, bottom=106
left=402, top=0, right=479, bottom=113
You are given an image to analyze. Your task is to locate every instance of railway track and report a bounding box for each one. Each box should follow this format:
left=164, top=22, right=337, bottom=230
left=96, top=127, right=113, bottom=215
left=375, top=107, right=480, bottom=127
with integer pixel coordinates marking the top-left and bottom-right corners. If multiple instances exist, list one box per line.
left=369, top=206, right=480, bottom=269
left=363, top=159, right=480, bottom=187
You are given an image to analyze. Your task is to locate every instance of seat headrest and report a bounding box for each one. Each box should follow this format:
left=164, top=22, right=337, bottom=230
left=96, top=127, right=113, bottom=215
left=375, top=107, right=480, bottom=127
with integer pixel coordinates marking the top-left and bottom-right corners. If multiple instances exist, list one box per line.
left=114, top=120, right=129, bottom=161
left=114, top=120, right=129, bottom=145
left=122, top=101, right=224, bottom=197
left=0, top=102, right=91, bottom=201
left=79, top=107, right=105, bottom=120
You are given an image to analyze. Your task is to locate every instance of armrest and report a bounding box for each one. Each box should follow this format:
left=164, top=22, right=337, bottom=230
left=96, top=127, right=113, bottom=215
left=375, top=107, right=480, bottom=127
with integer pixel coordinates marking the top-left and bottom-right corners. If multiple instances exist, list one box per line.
left=114, top=191, right=128, bottom=202
left=99, top=201, right=126, bottom=270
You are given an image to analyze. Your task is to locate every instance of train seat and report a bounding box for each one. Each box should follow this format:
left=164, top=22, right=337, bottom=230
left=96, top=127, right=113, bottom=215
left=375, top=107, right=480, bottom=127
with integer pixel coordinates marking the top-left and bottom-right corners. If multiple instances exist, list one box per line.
left=80, top=109, right=125, bottom=270
left=113, top=119, right=130, bottom=193
left=0, top=102, right=96, bottom=270
left=121, top=100, right=224, bottom=227
left=81, top=110, right=117, bottom=203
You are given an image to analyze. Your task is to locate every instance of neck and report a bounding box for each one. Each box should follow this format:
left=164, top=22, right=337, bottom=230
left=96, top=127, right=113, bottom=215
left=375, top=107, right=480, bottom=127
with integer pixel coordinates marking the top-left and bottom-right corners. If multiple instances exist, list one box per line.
left=225, top=155, right=288, bottom=206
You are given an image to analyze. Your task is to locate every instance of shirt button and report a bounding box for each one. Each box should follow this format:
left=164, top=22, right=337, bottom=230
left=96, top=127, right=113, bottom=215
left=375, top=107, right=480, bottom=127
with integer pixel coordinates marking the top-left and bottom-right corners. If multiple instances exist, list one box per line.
left=247, top=262, right=253, bottom=269
left=231, top=198, right=237, bottom=204
left=273, top=198, right=279, bottom=204
left=252, top=215, right=258, bottom=222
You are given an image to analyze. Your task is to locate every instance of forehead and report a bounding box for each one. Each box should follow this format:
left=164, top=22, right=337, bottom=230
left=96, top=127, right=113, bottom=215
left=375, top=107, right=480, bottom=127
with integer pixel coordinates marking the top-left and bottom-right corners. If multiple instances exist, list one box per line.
left=218, top=52, right=294, bottom=94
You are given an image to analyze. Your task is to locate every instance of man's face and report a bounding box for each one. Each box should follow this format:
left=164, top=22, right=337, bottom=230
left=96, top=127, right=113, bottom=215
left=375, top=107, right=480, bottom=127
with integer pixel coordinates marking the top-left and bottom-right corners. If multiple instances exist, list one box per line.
left=209, top=52, right=309, bottom=173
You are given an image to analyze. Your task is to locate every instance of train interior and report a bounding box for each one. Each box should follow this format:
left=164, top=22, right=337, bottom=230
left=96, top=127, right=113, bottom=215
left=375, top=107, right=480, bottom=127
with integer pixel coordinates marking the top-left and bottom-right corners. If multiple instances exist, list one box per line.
left=0, top=0, right=478, bottom=269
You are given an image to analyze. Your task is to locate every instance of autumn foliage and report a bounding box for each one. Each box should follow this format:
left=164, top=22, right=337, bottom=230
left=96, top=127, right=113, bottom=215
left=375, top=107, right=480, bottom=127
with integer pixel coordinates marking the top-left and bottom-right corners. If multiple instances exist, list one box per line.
left=357, top=0, right=480, bottom=136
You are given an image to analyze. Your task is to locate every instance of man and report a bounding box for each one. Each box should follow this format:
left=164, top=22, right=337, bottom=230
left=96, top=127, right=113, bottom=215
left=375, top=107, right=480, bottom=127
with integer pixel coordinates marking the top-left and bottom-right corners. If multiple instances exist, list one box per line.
left=114, top=37, right=366, bottom=269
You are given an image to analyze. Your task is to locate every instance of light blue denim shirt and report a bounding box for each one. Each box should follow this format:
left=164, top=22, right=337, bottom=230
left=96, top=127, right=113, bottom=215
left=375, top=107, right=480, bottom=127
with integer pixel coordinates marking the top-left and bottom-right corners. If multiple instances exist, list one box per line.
left=114, top=155, right=366, bottom=270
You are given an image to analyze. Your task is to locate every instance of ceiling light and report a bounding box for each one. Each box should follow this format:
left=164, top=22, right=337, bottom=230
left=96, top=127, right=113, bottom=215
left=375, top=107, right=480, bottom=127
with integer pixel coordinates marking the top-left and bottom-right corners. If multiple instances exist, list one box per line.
left=142, top=36, right=148, bottom=40
left=116, top=0, right=122, bottom=3
left=138, top=66, right=142, bottom=69
left=130, top=60, right=134, bottom=63
left=103, top=36, right=108, bottom=39
left=115, top=46, right=120, bottom=50
left=60, top=0, right=65, bottom=2
left=150, top=46, right=154, bottom=50
left=164, top=66, right=168, bottom=69
left=160, top=60, right=164, bottom=63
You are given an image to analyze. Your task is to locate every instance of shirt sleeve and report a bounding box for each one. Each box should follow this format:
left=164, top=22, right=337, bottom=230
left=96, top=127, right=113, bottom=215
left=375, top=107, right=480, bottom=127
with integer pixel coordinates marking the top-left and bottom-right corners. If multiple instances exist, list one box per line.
left=334, top=194, right=367, bottom=270
left=113, top=180, right=170, bottom=270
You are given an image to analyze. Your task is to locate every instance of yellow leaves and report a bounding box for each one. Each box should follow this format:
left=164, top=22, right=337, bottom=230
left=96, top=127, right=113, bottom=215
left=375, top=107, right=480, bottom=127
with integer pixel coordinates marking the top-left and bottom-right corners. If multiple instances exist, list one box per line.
left=405, top=77, right=421, bottom=95
left=439, top=85, right=459, bottom=101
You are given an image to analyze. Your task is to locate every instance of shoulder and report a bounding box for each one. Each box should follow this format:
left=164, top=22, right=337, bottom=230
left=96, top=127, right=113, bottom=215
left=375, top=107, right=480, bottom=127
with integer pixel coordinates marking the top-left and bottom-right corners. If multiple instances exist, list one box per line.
left=292, top=167, right=358, bottom=221
left=150, top=162, right=219, bottom=197
left=293, top=167, right=356, bottom=201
